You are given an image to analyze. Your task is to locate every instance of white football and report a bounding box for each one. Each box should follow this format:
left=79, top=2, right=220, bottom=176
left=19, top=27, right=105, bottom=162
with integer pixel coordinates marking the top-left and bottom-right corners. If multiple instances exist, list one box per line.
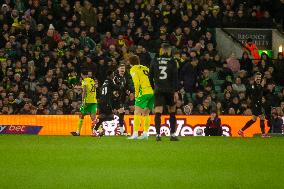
left=196, top=128, right=203, bottom=136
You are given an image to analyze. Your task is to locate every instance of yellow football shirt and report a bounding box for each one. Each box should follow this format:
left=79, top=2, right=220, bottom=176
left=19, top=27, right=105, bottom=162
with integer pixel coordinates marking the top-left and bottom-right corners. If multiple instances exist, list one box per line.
left=130, top=65, right=153, bottom=98
left=81, top=77, right=97, bottom=103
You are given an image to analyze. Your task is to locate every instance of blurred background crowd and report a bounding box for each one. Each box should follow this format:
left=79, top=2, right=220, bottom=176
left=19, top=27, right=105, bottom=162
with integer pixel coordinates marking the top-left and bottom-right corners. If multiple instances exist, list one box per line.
left=0, top=0, right=283, bottom=120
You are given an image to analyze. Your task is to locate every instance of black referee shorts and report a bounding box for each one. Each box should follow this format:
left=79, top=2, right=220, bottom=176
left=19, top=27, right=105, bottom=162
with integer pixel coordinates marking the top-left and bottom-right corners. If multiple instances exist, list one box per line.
left=252, top=103, right=265, bottom=116
left=154, top=92, right=175, bottom=107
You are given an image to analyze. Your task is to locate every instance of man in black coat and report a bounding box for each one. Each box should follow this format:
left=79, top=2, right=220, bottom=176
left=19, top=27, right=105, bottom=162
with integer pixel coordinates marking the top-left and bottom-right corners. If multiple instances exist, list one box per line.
left=180, top=59, right=199, bottom=103
left=268, top=109, right=283, bottom=134
left=205, top=110, right=222, bottom=136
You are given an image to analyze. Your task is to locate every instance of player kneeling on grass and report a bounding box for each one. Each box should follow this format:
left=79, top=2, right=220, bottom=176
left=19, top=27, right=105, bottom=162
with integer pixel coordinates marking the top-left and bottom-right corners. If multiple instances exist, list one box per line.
left=71, top=70, right=97, bottom=136
left=128, top=55, right=154, bottom=140
left=204, top=110, right=222, bottom=136
left=93, top=70, right=118, bottom=137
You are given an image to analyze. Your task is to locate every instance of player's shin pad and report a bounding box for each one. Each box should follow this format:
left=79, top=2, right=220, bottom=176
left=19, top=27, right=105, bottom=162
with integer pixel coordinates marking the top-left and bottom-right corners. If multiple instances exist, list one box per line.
left=77, top=119, right=83, bottom=134
left=134, top=115, right=141, bottom=132
left=143, top=115, right=150, bottom=132
left=169, top=113, right=177, bottom=134
left=260, top=120, right=265, bottom=134
left=155, top=113, right=161, bottom=135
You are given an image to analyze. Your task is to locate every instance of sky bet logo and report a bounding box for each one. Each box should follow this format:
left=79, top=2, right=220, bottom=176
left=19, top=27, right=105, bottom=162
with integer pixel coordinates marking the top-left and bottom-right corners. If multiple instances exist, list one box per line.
left=0, top=125, right=42, bottom=135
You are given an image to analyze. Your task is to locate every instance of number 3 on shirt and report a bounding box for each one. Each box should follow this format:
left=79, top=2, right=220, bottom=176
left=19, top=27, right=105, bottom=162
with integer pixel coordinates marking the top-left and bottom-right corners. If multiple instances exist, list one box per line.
left=159, top=66, right=167, bottom=79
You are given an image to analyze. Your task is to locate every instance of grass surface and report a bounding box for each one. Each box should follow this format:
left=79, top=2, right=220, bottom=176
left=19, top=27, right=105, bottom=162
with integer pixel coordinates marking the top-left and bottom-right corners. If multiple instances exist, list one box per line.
left=0, top=135, right=284, bottom=189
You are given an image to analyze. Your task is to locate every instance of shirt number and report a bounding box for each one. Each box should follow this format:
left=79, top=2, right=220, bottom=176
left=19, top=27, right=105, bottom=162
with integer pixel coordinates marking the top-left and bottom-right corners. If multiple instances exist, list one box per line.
left=159, top=66, right=167, bottom=80
left=143, top=70, right=149, bottom=76
left=90, top=84, right=96, bottom=92
left=101, top=86, right=108, bottom=95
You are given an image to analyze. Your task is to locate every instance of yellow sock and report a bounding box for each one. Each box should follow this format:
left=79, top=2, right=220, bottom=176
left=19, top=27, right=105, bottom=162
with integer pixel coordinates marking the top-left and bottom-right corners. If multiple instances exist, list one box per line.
left=76, top=119, right=83, bottom=134
left=143, top=115, right=150, bottom=133
left=133, top=115, right=141, bottom=134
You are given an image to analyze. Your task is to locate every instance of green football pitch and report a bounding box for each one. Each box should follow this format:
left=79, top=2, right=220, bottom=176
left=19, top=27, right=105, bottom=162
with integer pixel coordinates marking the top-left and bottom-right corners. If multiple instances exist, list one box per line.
left=0, top=135, right=284, bottom=189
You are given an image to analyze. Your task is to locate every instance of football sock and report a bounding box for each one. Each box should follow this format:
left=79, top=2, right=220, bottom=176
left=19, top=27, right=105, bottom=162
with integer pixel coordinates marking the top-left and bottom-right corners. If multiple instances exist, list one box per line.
left=169, top=113, right=177, bottom=135
left=120, top=126, right=125, bottom=134
left=241, top=119, right=256, bottom=131
left=143, top=115, right=150, bottom=133
left=133, top=115, right=141, bottom=135
left=155, top=113, right=162, bottom=135
left=76, top=118, right=83, bottom=134
left=94, top=119, right=103, bottom=131
left=260, top=120, right=265, bottom=134
left=119, top=112, right=125, bottom=128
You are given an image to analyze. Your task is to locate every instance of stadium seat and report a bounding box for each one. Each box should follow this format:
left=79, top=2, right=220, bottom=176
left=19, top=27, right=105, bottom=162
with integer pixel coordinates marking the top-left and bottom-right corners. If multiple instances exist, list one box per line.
left=213, top=80, right=225, bottom=86
left=275, top=86, right=283, bottom=93
left=214, top=86, right=222, bottom=93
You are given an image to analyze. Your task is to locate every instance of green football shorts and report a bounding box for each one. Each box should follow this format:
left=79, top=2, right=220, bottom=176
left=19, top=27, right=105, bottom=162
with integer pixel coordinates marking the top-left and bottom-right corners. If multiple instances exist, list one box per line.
left=135, top=94, right=154, bottom=110
left=80, top=103, right=97, bottom=115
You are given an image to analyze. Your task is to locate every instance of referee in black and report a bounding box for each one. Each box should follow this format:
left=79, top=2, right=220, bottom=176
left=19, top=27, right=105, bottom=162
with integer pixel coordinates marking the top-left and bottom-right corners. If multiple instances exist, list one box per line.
left=238, top=72, right=269, bottom=137
left=149, top=43, right=179, bottom=141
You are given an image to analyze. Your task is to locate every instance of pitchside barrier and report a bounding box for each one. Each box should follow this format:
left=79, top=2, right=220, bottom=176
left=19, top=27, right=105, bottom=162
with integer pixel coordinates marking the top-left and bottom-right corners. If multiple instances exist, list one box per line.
left=0, top=115, right=273, bottom=137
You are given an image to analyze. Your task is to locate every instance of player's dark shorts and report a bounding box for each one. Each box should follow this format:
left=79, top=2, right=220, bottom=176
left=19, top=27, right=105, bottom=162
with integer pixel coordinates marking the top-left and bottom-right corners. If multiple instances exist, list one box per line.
left=98, top=104, right=113, bottom=115
left=98, top=105, right=114, bottom=121
left=154, top=92, right=175, bottom=107
left=252, top=103, right=265, bottom=116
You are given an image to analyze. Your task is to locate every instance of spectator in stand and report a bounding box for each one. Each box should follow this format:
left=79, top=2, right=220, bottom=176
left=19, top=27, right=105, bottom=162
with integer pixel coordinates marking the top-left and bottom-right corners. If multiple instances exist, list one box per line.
left=226, top=53, right=240, bottom=73
left=274, top=52, right=284, bottom=85
left=80, top=1, right=97, bottom=28
left=268, top=108, right=283, bottom=134
left=239, top=51, right=253, bottom=76
left=204, top=110, right=222, bottom=136
left=222, top=10, right=236, bottom=27
left=257, top=52, right=272, bottom=74
left=232, top=77, right=246, bottom=94
left=197, top=69, right=214, bottom=90
left=243, top=38, right=260, bottom=64
left=180, top=58, right=199, bottom=103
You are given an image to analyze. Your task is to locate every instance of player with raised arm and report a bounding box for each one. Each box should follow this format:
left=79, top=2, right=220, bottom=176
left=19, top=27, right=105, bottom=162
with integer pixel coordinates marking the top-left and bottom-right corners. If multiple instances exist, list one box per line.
left=149, top=43, right=179, bottom=141
left=71, top=70, right=97, bottom=136
left=93, top=70, right=118, bottom=137
left=238, top=72, right=270, bottom=137
left=128, top=55, right=154, bottom=140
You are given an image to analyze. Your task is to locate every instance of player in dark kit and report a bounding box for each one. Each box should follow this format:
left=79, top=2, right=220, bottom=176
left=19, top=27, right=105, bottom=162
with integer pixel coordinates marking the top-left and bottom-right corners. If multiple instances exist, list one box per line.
left=113, top=64, right=133, bottom=135
left=238, top=72, right=270, bottom=137
left=93, top=70, right=118, bottom=137
left=150, top=43, right=179, bottom=141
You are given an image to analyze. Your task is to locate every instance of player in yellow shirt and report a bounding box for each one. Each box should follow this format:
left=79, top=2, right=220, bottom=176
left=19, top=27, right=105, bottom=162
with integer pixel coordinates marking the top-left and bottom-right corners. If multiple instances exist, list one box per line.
left=128, top=55, right=154, bottom=140
left=71, top=70, right=97, bottom=136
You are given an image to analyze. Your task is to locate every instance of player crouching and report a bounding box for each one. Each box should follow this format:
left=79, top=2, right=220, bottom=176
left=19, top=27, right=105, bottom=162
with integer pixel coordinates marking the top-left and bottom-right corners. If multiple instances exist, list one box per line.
left=93, top=70, right=118, bottom=137
left=127, top=55, right=154, bottom=140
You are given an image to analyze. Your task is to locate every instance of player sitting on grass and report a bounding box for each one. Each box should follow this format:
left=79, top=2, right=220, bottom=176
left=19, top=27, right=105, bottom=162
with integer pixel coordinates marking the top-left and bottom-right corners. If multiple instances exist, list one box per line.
left=93, top=70, right=118, bottom=137
left=71, top=70, right=97, bottom=136
left=128, top=55, right=154, bottom=140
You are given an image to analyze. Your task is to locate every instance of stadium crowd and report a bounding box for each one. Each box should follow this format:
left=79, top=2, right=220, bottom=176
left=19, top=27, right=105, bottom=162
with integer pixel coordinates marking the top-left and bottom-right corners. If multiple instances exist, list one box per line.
left=0, top=0, right=283, bottom=120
